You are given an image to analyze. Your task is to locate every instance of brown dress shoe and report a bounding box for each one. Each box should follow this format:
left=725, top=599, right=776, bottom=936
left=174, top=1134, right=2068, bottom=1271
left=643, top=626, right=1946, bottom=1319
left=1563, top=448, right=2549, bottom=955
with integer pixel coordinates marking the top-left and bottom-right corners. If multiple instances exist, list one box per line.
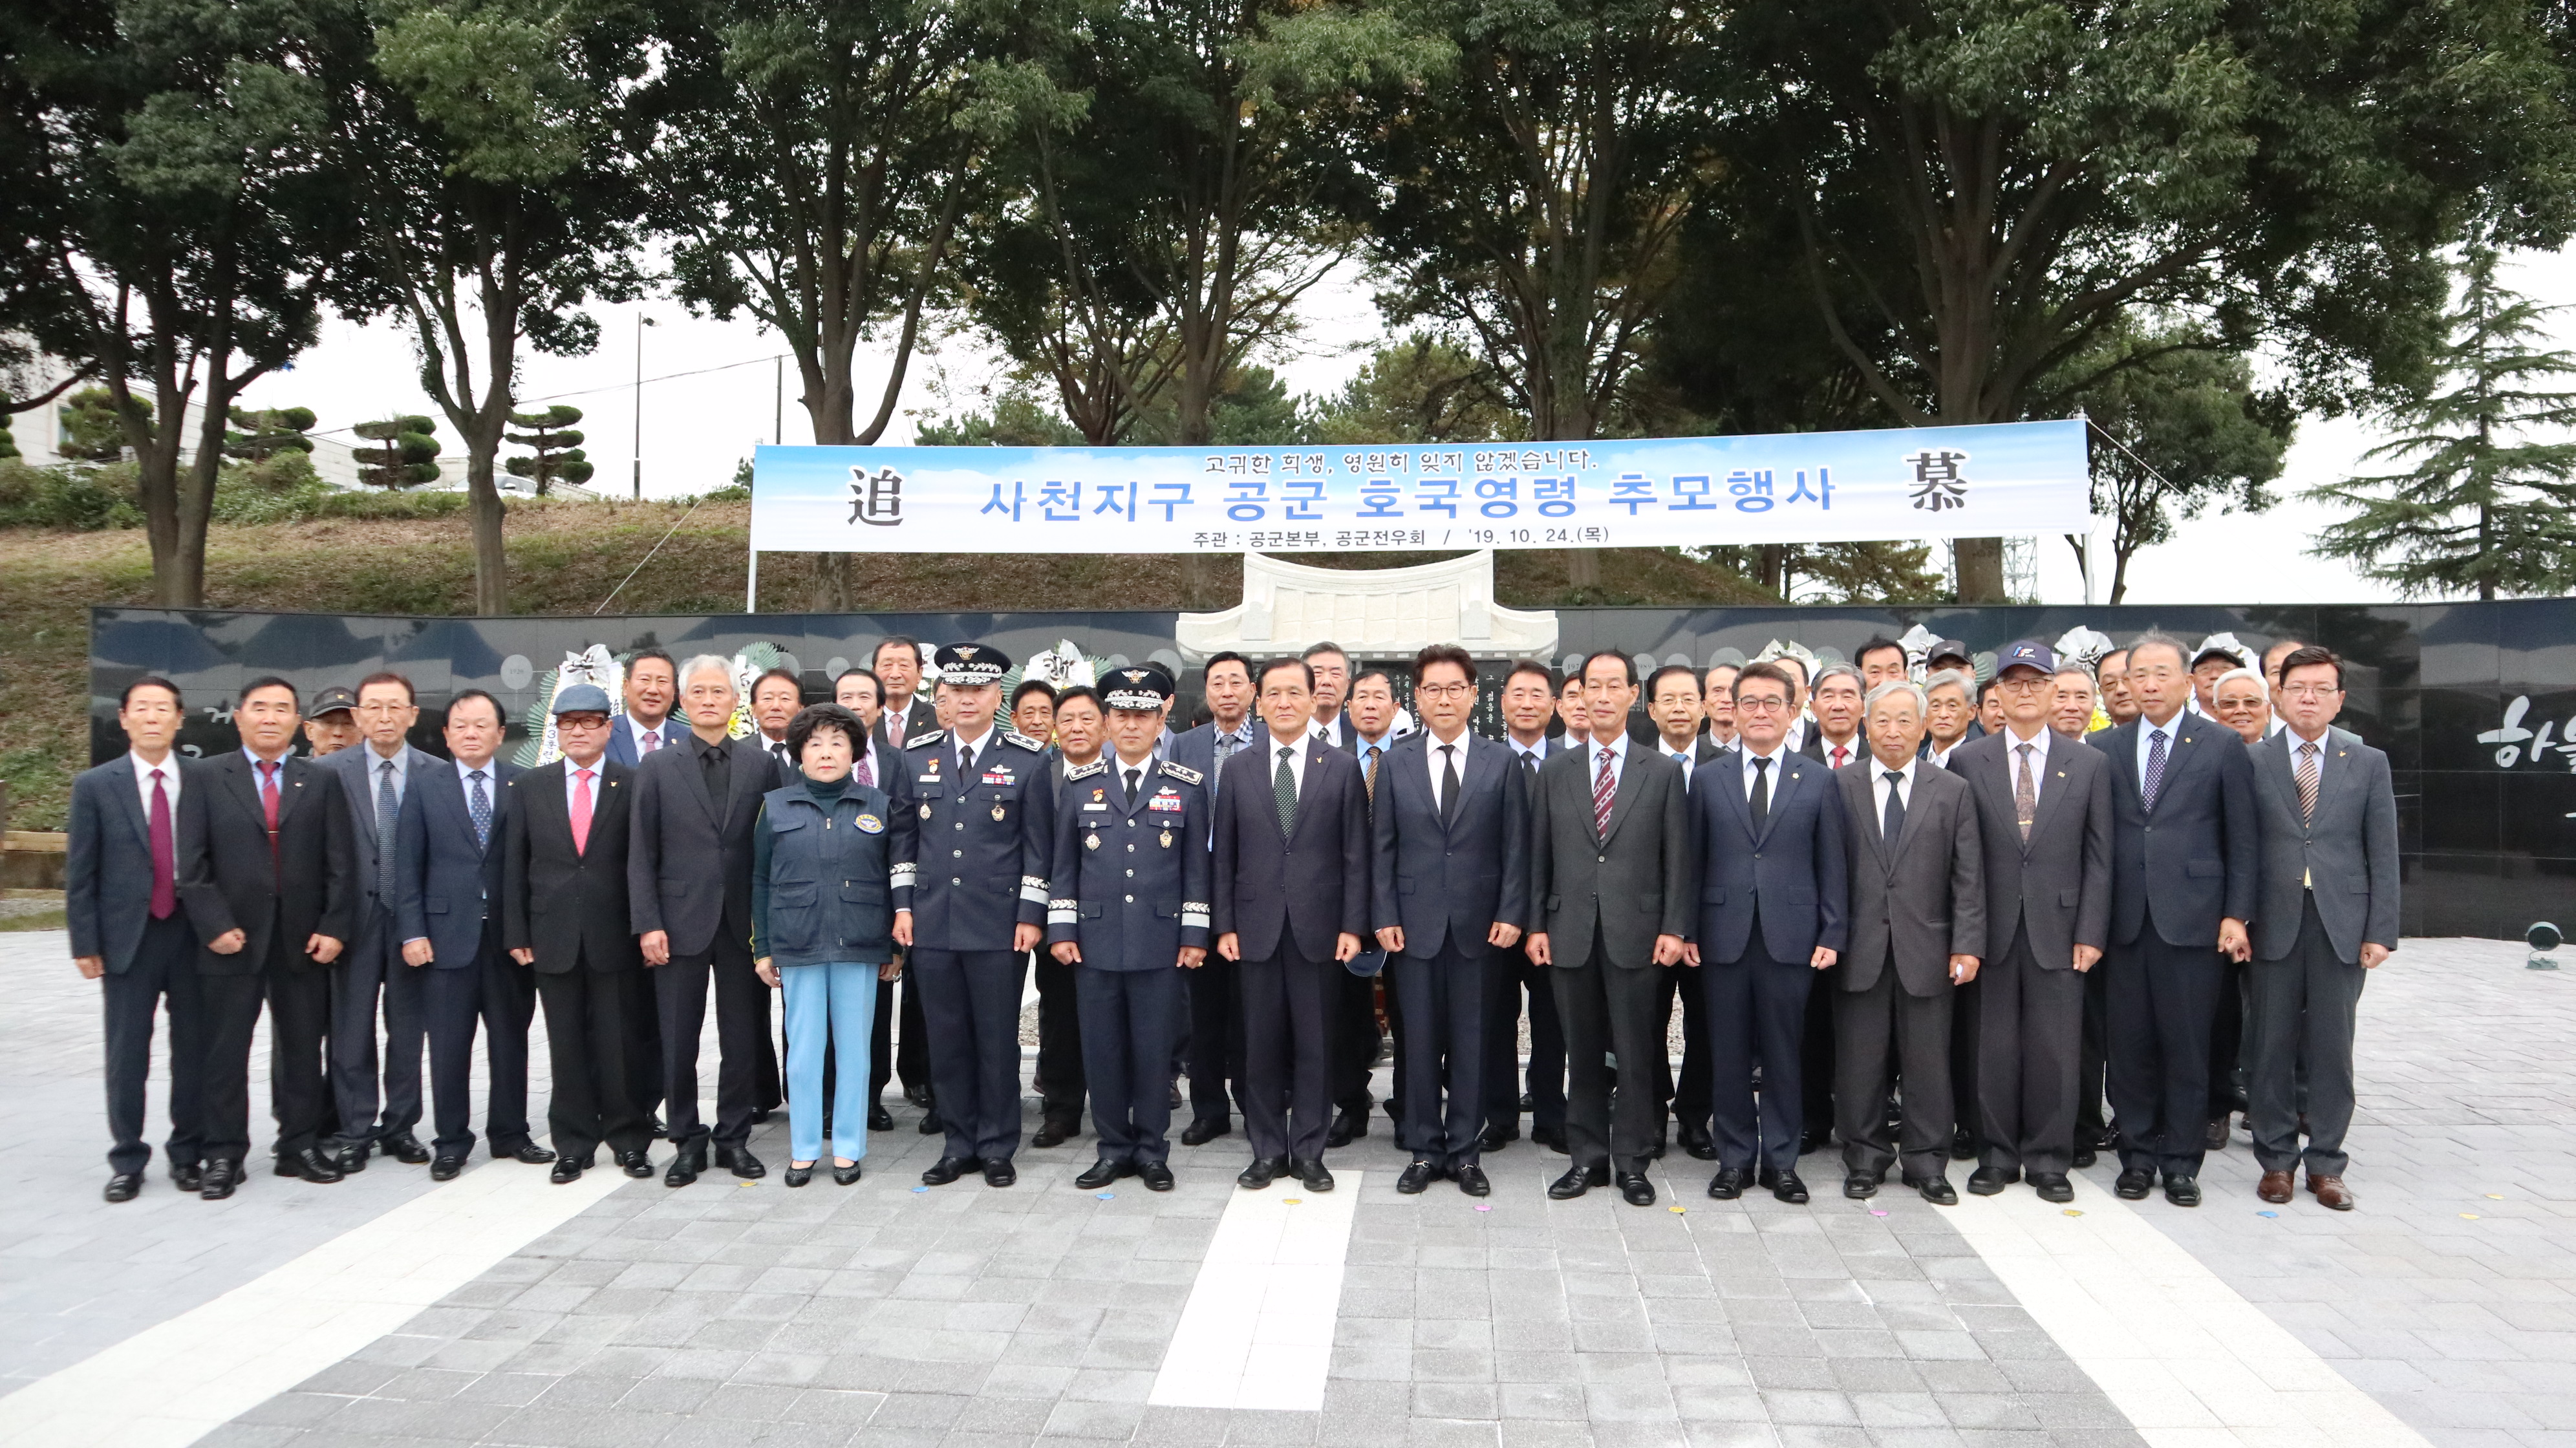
left=2308, top=1174, right=2355, bottom=1211
left=2257, top=1170, right=2293, bottom=1204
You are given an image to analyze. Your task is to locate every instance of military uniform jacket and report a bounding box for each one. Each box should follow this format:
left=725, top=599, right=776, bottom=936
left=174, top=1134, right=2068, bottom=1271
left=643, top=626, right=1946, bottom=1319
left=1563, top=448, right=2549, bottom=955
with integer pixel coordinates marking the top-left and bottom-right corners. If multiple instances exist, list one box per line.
left=1047, top=758, right=1211, bottom=967
left=888, top=727, right=1056, bottom=950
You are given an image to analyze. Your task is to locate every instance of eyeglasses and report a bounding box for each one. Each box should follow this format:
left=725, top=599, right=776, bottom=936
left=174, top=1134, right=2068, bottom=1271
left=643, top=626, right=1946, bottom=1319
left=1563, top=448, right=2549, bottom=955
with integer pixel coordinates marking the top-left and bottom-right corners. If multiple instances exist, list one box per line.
left=1417, top=683, right=1476, bottom=699
left=1996, top=677, right=2050, bottom=695
left=2279, top=683, right=2341, bottom=700
left=356, top=700, right=411, bottom=716
left=1734, top=696, right=1790, bottom=713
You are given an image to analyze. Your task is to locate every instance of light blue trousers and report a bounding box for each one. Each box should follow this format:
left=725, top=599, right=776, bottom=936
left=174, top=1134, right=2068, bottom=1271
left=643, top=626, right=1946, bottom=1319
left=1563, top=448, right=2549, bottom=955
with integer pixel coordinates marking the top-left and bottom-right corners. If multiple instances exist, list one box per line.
left=781, top=962, right=879, bottom=1164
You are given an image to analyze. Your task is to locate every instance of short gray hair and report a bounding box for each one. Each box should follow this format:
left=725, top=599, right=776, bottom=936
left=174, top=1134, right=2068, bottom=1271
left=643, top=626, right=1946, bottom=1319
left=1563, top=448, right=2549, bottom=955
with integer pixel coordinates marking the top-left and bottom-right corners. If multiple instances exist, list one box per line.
left=2212, top=666, right=2268, bottom=700
left=1812, top=663, right=1864, bottom=694
left=2126, top=630, right=2190, bottom=672
left=1864, top=679, right=1928, bottom=717
left=1923, top=668, right=1973, bottom=701
left=676, top=654, right=737, bottom=694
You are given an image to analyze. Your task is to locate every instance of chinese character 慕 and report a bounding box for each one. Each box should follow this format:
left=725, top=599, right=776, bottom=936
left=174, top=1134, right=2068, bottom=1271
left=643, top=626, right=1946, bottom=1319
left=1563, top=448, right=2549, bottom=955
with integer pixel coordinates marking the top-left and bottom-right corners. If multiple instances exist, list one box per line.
left=1907, top=450, right=1969, bottom=511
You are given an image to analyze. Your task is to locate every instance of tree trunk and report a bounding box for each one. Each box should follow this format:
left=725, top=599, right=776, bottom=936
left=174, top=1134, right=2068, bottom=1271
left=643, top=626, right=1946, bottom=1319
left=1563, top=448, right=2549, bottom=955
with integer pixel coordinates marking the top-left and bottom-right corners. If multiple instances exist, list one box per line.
left=467, top=440, right=508, bottom=614
left=1179, top=553, right=1215, bottom=610
left=1952, top=537, right=2006, bottom=602
left=1565, top=549, right=1599, bottom=590
left=1757, top=543, right=1786, bottom=597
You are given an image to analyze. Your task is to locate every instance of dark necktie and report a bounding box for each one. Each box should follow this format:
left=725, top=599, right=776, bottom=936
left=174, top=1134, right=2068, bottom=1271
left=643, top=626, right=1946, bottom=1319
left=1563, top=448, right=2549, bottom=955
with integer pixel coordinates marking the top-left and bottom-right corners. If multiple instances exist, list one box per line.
left=1364, top=746, right=1380, bottom=800
left=147, top=767, right=176, bottom=919
left=1882, top=769, right=1905, bottom=849
left=2297, top=740, right=2319, bottom=823
left=467, top=769, right=491, bottom=851
left=1124, top=766, right=1142, bottom=806
left=376, top=759, right=400, bottom=904
left=2143, top=727, right=2169, bottom=812
left=1438, top=744, right=1461, bottom=824
left=1749, top=755, right=1771, bottom=833
left=1273, top=745, right=1297, bottom=837
left=960, top=743, right=976, bottom=782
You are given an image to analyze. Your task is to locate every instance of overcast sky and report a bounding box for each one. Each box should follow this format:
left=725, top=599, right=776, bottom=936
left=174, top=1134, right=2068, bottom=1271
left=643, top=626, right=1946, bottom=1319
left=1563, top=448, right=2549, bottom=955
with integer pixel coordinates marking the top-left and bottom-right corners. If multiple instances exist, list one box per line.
left=230, top=246, right=2576, bottom=610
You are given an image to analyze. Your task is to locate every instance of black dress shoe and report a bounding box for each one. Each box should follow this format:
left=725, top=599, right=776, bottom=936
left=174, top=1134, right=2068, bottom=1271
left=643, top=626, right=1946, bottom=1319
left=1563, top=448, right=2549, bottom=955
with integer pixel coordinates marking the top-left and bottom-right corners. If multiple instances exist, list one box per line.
left=903, top=1084, right=933, bottom=1108
left=1644, top=1134, right=1668, bottom=1161
left=833, top=1161, right=863, bottom=1186
left=716, top=1144, right=766, bottom=1178
left=550, top=1156, right=590, bottom=1184
left=503, top=1142, right=557, bottom=1164
left=330, top=1143, right=369, bottom=1175
left=1548, top=1163, right=1609, bottom=1199
left=918, top=1109, right=945, bottom=1135
left=382, top=1132, right=431, bottom=1165
left=1455, top=1165, right=1490, bottom=1197
left=2203, top=1119, right=2229, bottom=1152
left=1181, top=1116, right=1232, bottom=1146
left=2114, top=1168, right=2154, bottom=1199
left=1706, top=1166, right=1748, bottom=1200
left=784, top=1163, right=814, bottom=1187
left=1032, top=1120, right=1071, bottom=1149
left=1293, top=1157, right=1335, bottom=1192
left=1798, top=1128, right=1830, bottom=1155
left=1324, top=1108, right=1367, bottom=1148
left=649, top=1114, right=667, bottom=1136
left=664, top=1143, right=704, bottom=1189
left=1761, top=1167, right=1809, bottom=1204
left=200, top=1158, right=241, bottom=1199
left=1519, top=1091, right=1534, bottom=1111
left=1678, top=1124, right=1719, bottom=1161
left=922, top=1155, right=975, bottom=1185
left=982, top=1158, right=1017, bottom=1188
left=1843, top=1172, right=1880, bottom=1200
left=1139, top=1160, right=1175, bottom=1192
left=868, top=1105, right=895, bottom=1132
left=105, top=1173, right=142, bottom=1202
left=1075, top=1158, right=1127, bottom=1190
left=431, top=1155, right=464, bottom=1181
left=1531, top=1124, right=1570, bottom=1155
left=170, top=1162, right=202, bottom=1193
left=1907, top=1173, right=1959, bottom=1206
left=1396, top=1160, right=1439, bottom=1195
left=617, top=1150, right=654, bottom=1178
left=289, top=1148, right=345, bottom=1184
left=1617, top=1173, right=1656, bottom=1207
left=2072, top=1144, right=2098, bottom=1169
left=1967, top=1165, right=2015, bottom=1196
left=2030, top=1173, right=2075, bottom=1203
left=1238, top=1155, right=1287, bottom=1189
left=1478, top=1125, right=1516, bottom=1153
left=1950, top=1126, right=1977, bottom=1161
left=2162, top=1174, right=2202, bottom=1207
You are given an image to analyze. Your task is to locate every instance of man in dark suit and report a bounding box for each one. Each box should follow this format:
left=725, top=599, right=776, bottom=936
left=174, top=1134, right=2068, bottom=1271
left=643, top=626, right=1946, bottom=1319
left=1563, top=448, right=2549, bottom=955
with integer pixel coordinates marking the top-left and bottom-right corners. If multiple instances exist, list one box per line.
left=177, top=677, right=357, bottom=1195
left=70, top=676, right=208, bottom=1201
left=2248, top=646, right=2398, bottom=1212
left=1687, top=660, right=1847, bottom=1206
left=1490, top=660, right=1569, bottom=1155
left=1528, top=651, right=1692, bottom=1208
left=1830, top=681, right=1984, bottom=1204
left=630, top=655, right=783, bottom=1186
left=1211, top=656, right=1372, bottom=1193
left=835, top=665, right=919, bottom=1132
left=1949, top=641, right=2112, bottom=1204
left=2096, top=632, right=2259, bottom=1207
left=1646, top=664, right=1722, bottom=1160
left=394, top=688, right=551, bottom=1177
left=1371, top=645, right=1528, bottom=1197
left=319, top=670, right=442, bottom=1173
left=874, top=637, right=939, bottom=751
left=605, top=648, right=683, bottom=766
left=1166, top=651, right=1263, bottom=1144
left=504, top=685, right=656, bottom=1182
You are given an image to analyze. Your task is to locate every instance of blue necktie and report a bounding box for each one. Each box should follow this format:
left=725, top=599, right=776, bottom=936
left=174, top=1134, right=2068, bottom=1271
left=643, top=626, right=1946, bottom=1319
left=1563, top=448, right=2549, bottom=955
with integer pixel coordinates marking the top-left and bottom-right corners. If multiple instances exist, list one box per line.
left=2142, top=728, right=2169, bottom=812
left=376, top=760, right=400, bottom=903
left=467, top=769, right=491, bottom=851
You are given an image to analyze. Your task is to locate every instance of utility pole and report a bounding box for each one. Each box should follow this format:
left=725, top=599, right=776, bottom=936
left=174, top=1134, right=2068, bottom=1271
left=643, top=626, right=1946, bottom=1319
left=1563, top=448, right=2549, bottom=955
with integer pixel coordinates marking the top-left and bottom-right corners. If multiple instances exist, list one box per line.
left=630, top=314, right=655, bottom=500
left=773, top=355, right=782, bottom=443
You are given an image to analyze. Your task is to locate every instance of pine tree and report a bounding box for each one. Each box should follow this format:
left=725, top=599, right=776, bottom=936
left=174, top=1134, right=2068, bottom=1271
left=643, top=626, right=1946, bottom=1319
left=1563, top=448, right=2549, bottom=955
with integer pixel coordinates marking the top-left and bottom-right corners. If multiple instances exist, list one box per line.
left=504, top=405, right=592, bottom=496
left=352, top=415, right=443, bottom=489
left=222, top=407, right=317, bottom=462
left=2312, top=242, right=2576, bottom=600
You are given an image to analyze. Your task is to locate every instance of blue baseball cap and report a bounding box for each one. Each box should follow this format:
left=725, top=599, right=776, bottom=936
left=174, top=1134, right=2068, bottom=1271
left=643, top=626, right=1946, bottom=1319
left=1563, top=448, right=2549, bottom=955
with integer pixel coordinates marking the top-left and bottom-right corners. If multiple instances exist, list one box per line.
left=1996, top=639, right=2057, bottom=677
left=551, top=683, right=614, bottom=716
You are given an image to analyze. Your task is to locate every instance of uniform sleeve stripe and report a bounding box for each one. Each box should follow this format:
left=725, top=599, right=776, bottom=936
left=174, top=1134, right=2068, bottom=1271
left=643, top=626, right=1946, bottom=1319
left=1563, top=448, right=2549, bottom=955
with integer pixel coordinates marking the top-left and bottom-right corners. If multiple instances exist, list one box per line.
left=890, top=864, right=917, bottom=887
left=1020, top=881, right=1050, bottom=903
left=1047, top=906, right=1078, bottom=924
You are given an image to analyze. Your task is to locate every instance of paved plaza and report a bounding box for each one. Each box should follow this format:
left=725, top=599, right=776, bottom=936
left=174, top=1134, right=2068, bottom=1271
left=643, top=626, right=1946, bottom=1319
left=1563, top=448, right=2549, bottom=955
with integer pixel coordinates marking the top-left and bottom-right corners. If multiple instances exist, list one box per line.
left=1, top=930, right=2569, bottom=1448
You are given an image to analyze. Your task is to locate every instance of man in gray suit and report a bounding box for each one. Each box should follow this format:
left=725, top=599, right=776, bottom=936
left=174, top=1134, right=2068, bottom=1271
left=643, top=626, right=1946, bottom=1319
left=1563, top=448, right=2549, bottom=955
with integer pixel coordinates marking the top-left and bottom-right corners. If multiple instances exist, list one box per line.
left=1830, top=681, right=1984, bottom=1204
left=321, top=670, right=444, bottom=1172
left=2248, top=646, right=2397, bottom=1211
left=1527, top=650, right=1692, bottom=1208
left=1949, top=641, right=2112, bottom=1204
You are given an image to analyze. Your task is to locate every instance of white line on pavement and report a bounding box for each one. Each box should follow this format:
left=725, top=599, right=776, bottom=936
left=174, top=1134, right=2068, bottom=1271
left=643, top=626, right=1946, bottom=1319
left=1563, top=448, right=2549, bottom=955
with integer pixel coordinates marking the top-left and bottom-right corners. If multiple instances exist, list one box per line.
left=1946, top=1175, right=2432, bottom=1448
left=1148, top=1171, right=1365, bottom=1412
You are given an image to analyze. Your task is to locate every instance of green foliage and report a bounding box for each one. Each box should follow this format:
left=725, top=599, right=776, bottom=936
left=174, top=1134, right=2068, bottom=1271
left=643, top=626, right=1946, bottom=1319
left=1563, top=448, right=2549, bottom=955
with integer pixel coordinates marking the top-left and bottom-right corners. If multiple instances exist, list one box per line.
left=504, top=403, right=591, bottom=495
left=353, top=414, right=444, bottom=489
left=1299, top=334, right=1521, bottom=445
left=223, top=405, right=317, bottom=461
left=914, top=387, right=1089, bottom=447
left=57, top=387, right=145, bottom=463
left=2312, top=242, right=2576, bottom=600
left=0, top=458, right=143, bottom=529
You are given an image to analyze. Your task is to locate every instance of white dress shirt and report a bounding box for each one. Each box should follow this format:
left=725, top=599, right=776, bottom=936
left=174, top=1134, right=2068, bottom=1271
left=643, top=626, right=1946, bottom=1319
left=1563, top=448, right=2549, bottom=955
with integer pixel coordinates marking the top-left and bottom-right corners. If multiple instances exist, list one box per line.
left=1585, top=729, right=1631, bottom=793
left=1424, top=729, right=1472, bottom=809
left=562, top=756, right=606, bottom=816
left=1781, top=716, right=1808, bottom=754
left=952, top=721, right=996, bottom=774
left=622, top=713, right=674, bottom=757
left=2134, top=710, right=2185, bottom=786
left=1313, top=714, right=1346, bottom=749
left=1998, top=723, right=2053, bottom=807
left=1657, top=738, right=1699, bottom=787
left=1702, top=727, right=1735, bottom=754
left=360, top=741, right=414, bottom=811
left=1269, top=723, right=1314, bottom=798
left=1869, top=756, right=1916, bottom=835
left=1815, top=731, right=1863, bottom=771
left=129, top=751, right=181, bottom=817
left=1923, top=740, right=1960, bottom=771
left=1507, top=736, right=1549, bottom=772
left=2286, top=725, right=2329, bottom=793
left=1738, top=741, right=1789, bottom=798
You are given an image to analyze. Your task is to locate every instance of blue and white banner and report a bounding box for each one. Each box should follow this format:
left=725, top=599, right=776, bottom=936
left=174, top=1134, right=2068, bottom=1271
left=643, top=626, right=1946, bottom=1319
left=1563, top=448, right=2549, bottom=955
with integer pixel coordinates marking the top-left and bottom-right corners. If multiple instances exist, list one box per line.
left=747, top=420, right=2090, bottom=555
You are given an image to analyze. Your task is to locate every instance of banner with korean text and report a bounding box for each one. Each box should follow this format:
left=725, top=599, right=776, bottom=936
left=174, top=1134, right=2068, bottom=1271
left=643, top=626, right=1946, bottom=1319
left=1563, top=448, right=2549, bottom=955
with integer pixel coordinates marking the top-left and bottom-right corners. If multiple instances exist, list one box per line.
left=747, top=419, right=2090, bottom=555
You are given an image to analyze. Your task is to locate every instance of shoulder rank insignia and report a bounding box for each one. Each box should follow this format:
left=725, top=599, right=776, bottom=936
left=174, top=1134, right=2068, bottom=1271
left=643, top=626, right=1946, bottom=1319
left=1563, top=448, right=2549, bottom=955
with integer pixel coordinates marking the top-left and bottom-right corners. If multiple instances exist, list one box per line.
left=1157, top=761, right=1205, bottom=786
left=1066, top=760, right=1108, bottom=780
left=906, top=729, right=947, bottom=751
left=1003, top=729, right=1047, bottom=753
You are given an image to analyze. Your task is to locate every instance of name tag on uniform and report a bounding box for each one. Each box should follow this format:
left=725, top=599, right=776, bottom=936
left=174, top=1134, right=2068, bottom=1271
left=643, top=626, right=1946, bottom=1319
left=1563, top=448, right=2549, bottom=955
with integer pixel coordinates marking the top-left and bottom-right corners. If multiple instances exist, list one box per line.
left=1081, top=801, right=1110, bottom=813
left=855, top=814, right=884, bottom=834
left=917, top=773, right=941, bottom=785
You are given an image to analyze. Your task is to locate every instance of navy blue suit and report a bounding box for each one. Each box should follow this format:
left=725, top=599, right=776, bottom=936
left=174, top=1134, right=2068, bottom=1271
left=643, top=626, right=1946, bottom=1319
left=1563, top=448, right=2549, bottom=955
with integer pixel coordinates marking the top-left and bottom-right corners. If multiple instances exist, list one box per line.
left=1369, top=732, right=1527, bottom=1169
left=394, top=758, right=537, bottom=1156
left=1689, top=747, right=1849, bottom=1173
left=2096, top=714, right=2260, bottom=1179
left=69, top=755, right=208, bottom=1176
left=603, top=714, right=683, bottom=767
left=1164, top=719, right=1265, bottom=1128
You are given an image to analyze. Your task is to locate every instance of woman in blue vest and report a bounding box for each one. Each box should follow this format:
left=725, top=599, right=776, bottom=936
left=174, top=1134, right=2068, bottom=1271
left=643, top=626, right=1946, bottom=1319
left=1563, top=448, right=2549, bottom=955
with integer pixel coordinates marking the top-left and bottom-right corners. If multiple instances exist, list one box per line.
left=753, top=703, right=903, bottom=1186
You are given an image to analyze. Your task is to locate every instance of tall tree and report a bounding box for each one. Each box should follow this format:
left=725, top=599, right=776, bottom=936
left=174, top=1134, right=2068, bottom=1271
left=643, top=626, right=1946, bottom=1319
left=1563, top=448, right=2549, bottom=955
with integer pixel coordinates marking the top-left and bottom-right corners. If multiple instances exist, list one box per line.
left=2312, top=241, right=2576, bottom=600
left=1708, top=0, right=2576, bottom=600
left=2063, top=322, right=2290, bottom=603
left=1332, top=0, right=1721, bottom=588
left=1300, top=332, right=1518, bottom=445
left=644, top=0, right=1005, bottom=608
left=6, top=0, right=351, bottom=605
left=341, top=0, right=643, bottom=613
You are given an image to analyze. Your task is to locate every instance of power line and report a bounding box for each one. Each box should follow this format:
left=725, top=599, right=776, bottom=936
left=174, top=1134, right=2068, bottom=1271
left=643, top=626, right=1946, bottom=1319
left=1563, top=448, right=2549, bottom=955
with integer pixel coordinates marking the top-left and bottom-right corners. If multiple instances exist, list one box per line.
left=301, top=353, right=791, bottom=442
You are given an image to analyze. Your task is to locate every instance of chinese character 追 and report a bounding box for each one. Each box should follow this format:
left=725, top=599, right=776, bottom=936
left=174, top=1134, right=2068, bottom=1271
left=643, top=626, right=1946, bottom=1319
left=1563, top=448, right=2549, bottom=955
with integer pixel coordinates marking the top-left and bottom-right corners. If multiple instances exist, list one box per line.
left=848, top=465, right=904, bottom=526
left=1907, top=450, right=1969, bottom=511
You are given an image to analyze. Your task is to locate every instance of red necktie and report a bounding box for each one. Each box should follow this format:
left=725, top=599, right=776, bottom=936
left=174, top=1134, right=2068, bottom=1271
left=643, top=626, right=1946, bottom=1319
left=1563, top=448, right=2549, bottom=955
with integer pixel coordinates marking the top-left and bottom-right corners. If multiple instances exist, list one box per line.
left=147, top=767, right=176, bottom=919
left=570, top=768, right=595, bottom=855
left=257, top=758, right=281, bottom=833
left=1830, top=743, right=1849, bottom=770
left=641, top=724, right=661, bottom=752
left=1592, top=749, right=1616, bottom=837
